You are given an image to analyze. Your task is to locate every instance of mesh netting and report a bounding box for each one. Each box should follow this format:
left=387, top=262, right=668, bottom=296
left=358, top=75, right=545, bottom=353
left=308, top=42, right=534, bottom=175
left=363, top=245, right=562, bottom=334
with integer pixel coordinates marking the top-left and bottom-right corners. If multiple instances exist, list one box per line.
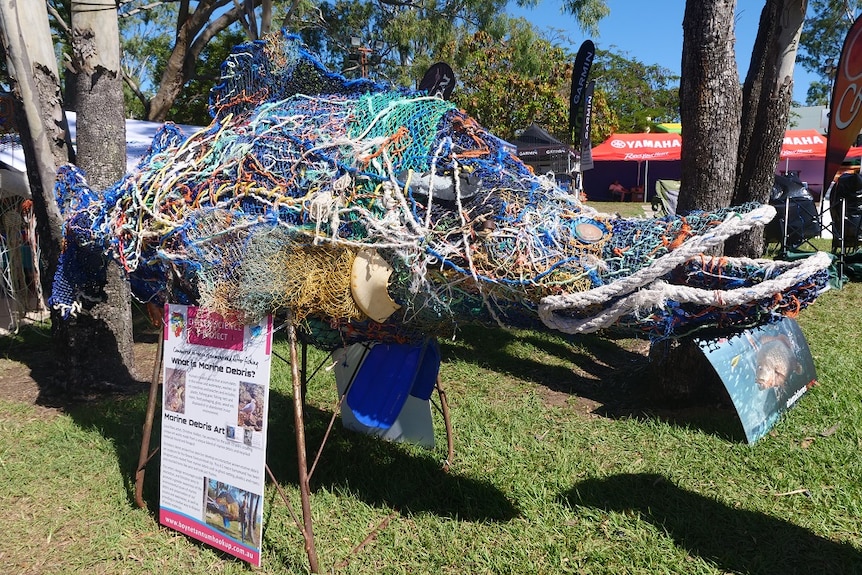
left=49, top=30, right=830, bottom=344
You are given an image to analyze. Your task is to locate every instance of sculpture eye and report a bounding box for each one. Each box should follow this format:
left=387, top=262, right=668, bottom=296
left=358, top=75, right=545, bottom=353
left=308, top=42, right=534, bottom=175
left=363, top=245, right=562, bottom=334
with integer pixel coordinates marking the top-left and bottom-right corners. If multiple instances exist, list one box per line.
left=573, top=220, right=606, bottom=244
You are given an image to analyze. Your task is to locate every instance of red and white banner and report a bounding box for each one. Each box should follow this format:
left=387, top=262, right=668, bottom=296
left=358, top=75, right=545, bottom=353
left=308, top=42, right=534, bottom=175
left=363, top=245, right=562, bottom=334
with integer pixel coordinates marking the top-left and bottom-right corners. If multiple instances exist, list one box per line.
left=590, top=132, right=682, bottom=162
left=591, top=130, right=826, bottom=163
left=780, top=129, right=827, bottom=160
left=824, top=15, right=862, bottom=186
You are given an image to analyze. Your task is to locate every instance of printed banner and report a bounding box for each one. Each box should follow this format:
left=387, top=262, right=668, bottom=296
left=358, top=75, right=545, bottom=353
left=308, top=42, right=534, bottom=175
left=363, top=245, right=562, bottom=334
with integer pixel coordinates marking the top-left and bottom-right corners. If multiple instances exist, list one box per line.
left=569, top=40, right=595, bottom=145
left=418, top=62, right=456, bottom=100
left=824, top=14, right=862, bottom=188
left=580, top=80, right=595, bottom=171
left=159, top=304, right=273, bottom=566
left=697, top=317, right=816, bottom=444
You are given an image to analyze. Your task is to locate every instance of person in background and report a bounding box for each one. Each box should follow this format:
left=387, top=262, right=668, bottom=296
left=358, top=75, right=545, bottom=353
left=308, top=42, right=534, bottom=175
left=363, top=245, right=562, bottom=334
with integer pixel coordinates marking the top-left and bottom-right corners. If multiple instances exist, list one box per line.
left=608, top=179, right=627, bottom=200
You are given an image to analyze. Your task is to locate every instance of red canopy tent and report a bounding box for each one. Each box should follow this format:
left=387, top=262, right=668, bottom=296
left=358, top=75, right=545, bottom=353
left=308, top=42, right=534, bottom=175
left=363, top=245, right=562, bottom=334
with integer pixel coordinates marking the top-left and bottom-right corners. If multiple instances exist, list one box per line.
left=845, top=146, right=862, bottom=159
left=779, top=129, right=827, bottom=160
left=590, top=129, right=824, bottom=162
left=588, top=133, right=681, bottom=199
left=590, top=132, right=682, bottom=162
left=587, top=130, right=830, bottom=200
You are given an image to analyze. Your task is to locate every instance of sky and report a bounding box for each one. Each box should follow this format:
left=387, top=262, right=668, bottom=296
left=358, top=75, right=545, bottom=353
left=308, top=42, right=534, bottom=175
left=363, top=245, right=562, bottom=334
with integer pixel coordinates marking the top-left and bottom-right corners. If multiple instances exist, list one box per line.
left=506, top=0, right=817, bottom=104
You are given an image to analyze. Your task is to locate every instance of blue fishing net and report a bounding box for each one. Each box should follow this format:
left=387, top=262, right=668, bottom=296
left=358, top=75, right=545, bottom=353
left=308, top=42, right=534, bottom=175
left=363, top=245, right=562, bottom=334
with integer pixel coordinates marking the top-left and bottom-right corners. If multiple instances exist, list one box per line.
left=49, top=30, right=830, bottom=345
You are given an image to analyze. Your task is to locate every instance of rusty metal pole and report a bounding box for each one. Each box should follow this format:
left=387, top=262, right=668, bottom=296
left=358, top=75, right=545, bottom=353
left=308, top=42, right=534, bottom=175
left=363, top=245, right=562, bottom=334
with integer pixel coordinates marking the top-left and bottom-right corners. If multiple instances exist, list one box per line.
left=135, top=330, right=163, bottom=508
left=288, top=320, right=320, bottom=573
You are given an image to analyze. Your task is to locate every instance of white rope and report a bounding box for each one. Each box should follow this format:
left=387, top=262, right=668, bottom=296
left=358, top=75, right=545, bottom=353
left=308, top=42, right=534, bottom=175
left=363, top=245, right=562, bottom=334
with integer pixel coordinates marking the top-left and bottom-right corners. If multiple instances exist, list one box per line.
left=541, top=204, right=776, bottom=313
left=539, top=250, right=831, bottom=334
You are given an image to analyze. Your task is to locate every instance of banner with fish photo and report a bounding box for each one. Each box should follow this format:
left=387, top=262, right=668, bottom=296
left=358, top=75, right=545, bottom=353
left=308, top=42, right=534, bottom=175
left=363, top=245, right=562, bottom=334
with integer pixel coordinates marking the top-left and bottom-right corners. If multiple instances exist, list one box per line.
left=696, top=317, right=817, bottom=443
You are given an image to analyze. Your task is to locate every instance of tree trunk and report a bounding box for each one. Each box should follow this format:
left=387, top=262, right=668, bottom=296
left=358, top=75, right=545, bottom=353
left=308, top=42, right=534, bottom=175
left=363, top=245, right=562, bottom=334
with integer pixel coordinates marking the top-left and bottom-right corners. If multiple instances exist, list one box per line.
left=677, top=0, right=741, bottom=214
left=0, top=1, right=70, bottom=292
left=646, top=339, right=732, bottom=406
left=650, top=0, right=806, bottom=402
left=651, top=0, right=741, bottom=400
left=726, top=0, right=807, bottom=257
left=53, top=0, right=137, bottom=391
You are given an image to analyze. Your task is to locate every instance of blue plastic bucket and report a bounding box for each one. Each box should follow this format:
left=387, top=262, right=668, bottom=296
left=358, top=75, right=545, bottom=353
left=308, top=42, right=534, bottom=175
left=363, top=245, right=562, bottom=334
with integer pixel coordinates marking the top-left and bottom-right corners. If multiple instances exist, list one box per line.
left=345, top=339, right=440, bottom=429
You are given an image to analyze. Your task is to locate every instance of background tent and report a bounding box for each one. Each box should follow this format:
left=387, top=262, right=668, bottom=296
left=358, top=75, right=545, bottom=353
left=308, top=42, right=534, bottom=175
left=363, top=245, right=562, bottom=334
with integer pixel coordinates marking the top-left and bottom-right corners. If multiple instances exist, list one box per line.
left=779, top=129, right=828, bottom=199
left=511, top=123, right=576, bottom=184
left=586, top=129, right=831, bottom=202
left=0, top=112, right=202, bottom=333
left=0, top=111, right=201, bottom=174
left=654, top=122, right=682, bottom=134
left=585, top=132, right=681, bottom=201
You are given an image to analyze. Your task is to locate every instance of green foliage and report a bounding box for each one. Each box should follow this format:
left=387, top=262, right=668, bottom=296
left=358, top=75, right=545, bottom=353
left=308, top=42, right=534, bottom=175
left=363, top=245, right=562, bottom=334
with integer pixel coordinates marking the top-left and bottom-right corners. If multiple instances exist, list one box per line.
left=118, top=2, right=176, bottom=119
left=299, top=0, right=517, bottom=88
left=449, top=25, right=573, bottom=141
left=799, top=0, right=862, bottom=106
left=514, top=0, right=610, bottom=36
left=590, top=48, right=680, bottom=133
left=444, top=21, right=678, bottom=145
left=49, top=0, right=669, bottom=144
left=559, top=0, right=611, bottom=36
left=299, top=0, right=378, bottom=76
left=167, top=29, right=247, bottom=125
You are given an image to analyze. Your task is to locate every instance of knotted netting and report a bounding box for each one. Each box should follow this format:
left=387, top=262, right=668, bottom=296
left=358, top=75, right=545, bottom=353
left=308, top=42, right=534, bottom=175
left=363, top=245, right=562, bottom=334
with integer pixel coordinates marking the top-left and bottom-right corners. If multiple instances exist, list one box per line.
left=49, top=30, right=830, bottom=347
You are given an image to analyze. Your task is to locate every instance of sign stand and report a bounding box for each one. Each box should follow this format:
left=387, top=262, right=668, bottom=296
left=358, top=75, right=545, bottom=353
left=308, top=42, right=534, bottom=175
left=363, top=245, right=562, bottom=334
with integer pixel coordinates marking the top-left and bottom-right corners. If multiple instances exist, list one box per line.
left=135, top=308, right=454, bottom=573
left=134, top=329, right=163, bottom=509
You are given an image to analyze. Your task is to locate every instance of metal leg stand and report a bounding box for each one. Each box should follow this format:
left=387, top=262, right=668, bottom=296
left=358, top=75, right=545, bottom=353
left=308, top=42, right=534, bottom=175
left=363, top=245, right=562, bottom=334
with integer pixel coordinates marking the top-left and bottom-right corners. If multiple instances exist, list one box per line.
left=435, top=375, right=455, bottom=472
left=288, top=321, right=320, bottom=573
left=135, top=313, right=164, bottom=509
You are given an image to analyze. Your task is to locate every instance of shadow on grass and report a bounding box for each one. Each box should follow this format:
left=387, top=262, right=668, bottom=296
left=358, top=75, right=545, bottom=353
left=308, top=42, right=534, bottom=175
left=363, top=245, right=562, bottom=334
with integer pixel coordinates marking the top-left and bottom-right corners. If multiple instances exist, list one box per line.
left=439, top=324, right=648, bottom=406
left=264, top=387, right=519, bottom=522
left=0, top=307, right=155, bottom=406
left=2, top=313, right=517, bottom=526
left=562, top=473, right=862, bottom=574
left=57, top=378, right=516, bottom=527
left=440, top=324, right=746, bottom=440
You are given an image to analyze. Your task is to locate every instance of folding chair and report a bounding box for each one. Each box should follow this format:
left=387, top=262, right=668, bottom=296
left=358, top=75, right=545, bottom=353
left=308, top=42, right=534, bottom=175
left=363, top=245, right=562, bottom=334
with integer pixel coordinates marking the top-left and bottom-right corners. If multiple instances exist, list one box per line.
left=763, top=174, right=821, bottom=258
left=651, top=179, right=680, bottom=217
left=828, top=173, right=862, bottom=281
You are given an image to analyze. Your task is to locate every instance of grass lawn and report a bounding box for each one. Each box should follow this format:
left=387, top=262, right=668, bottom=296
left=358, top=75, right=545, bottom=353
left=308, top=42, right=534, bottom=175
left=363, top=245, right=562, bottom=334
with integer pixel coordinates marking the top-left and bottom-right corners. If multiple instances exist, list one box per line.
left=2, top=277, right=861, bottom=573
left=586, top=200, right=654, bottom=219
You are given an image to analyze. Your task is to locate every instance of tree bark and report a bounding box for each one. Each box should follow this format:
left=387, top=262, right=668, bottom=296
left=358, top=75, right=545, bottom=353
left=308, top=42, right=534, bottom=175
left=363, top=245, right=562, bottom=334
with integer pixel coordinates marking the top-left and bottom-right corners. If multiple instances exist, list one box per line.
left=727, top=0, right=807, bottom=257
left=53, top=0, right=137, bottom=390
left=646, top=339, right=732, bottom=406
left=677, top=0, right=741, bottom=214
left=0, top=1, right=70, bottom=291
left=656, top=0, right=743, bottom=400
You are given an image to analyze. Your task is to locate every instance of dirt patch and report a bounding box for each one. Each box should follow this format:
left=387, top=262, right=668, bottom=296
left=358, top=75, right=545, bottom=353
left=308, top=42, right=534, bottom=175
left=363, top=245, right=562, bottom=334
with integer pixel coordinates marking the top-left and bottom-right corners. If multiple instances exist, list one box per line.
left=0, top=324, right=160, bottom=418
left=0, top=355, right=49, bottom=406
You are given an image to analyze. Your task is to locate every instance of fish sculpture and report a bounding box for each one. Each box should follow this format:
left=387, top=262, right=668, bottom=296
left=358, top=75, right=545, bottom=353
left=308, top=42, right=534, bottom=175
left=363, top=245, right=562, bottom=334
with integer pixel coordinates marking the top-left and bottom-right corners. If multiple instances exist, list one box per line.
left=49, top=31, right=831, bottom=348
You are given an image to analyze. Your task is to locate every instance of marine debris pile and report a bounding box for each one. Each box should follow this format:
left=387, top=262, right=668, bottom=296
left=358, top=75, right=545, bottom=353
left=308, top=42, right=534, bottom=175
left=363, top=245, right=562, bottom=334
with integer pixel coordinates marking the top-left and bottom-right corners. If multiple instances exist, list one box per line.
left=49, top=31, right=831, bottom=347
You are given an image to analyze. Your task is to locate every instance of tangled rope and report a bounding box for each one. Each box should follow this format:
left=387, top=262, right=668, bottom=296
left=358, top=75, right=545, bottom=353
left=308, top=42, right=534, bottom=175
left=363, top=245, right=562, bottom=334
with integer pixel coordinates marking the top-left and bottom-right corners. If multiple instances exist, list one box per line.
left=541, top=204, right=777, bottom=313
left=49, top=30, right=832, bottom=345
left=540, top=251, right=831, bottom=338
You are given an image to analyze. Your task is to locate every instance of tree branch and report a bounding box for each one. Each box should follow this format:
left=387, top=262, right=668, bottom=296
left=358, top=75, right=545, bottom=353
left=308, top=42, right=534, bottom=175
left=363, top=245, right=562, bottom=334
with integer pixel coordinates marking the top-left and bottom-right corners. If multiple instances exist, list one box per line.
left=46, top=2, right=72, bottom=39
left=122, top=66, right=151, bottom=118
